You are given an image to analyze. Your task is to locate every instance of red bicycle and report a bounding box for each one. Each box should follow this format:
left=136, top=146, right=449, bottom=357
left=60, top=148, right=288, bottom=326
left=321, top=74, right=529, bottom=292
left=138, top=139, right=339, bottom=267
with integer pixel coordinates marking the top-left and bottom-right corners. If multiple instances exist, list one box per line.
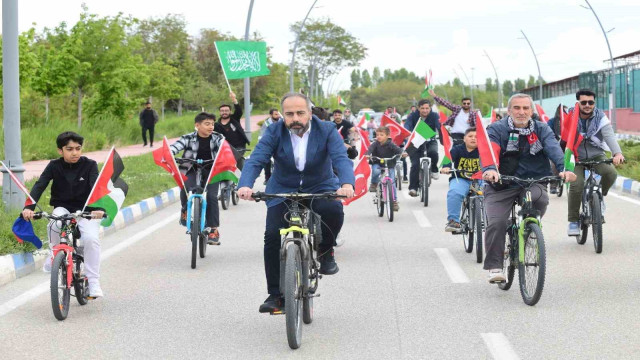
left=34, top=211, right=102, bottom=320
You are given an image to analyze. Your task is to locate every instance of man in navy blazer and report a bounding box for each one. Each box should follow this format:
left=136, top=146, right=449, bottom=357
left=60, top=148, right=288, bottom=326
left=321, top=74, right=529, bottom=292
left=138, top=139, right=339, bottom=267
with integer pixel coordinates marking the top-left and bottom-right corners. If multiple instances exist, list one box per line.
left=238, top=92, right=355, bottom=313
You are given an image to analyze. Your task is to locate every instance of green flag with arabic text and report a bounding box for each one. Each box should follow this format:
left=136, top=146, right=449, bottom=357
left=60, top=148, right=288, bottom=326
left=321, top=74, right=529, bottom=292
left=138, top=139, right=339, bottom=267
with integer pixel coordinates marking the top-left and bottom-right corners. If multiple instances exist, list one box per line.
left=215, top=41, right=270, bottom=80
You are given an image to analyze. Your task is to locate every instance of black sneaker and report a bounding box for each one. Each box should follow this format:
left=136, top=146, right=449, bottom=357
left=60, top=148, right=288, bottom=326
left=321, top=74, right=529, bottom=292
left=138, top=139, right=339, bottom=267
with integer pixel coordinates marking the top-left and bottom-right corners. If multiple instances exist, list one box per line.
left=319, top=249, right=339, bottom=275
left=259, top=294, right=284, bottom=313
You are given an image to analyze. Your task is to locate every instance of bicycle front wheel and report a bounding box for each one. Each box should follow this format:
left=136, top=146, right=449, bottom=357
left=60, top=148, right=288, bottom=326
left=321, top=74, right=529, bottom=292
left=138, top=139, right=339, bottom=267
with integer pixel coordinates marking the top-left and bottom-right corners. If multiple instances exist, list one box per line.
left=422, top=162, right=429, bottom=207
left=51, top=252, right=70, bottom=321
left=385, top=180, right=394, bottom=222
left=591, top=194, right=603, bottom=253
left=220, top=188, right=230, bottom=210
left=498, top=228, right=516, bottom=291
left=376, top=184, right=384, bottom=217
left=73, top=258, right=89, bottom=305
left=284, top=243, right=303, bottom=349
left=191, top=197, right=201, bottom=269
left=460, top=200, right=473, bottom=253
left=518, top=222, right=546, bottom=306
left=231, top=189, right=239, bottom=205
left=474, top=198, right=484, bottom=264
left=556, top=182, right=564, bottom=197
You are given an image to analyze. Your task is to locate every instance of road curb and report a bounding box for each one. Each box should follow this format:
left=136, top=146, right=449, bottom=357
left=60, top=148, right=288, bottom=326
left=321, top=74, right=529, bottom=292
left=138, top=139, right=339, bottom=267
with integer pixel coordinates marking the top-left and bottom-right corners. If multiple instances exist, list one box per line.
left=612, top=175, right=640, bottom=197
left=0, top=187, right=180, bottom=288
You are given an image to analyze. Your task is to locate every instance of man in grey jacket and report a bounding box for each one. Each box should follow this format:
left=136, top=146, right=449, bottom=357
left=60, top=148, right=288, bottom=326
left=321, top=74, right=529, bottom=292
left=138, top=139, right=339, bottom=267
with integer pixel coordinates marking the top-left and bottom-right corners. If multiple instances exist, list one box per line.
left=567, top=89, right=625, bottom=236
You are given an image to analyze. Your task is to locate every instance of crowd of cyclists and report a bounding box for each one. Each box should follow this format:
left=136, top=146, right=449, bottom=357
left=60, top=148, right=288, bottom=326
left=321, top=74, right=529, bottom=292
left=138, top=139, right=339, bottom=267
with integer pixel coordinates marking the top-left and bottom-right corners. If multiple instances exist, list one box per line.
left=20, top=87, right=625, bottom=312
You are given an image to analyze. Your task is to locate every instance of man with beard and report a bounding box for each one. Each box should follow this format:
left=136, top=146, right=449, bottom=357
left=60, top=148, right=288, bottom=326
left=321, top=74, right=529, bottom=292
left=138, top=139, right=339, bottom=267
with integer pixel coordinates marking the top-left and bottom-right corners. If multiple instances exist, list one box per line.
left=237, top=92, right=355, bottom=313
left=566, top=89, right=624, bottom=236
left=429, top=89, right=477, bottom=145
left=343, top=108, right=356, bottom=124
left=214, top=91, right=249, bottom=169
left=404, top=99, right=442, bottom=197
left=333, top=109, right=354, bottom=140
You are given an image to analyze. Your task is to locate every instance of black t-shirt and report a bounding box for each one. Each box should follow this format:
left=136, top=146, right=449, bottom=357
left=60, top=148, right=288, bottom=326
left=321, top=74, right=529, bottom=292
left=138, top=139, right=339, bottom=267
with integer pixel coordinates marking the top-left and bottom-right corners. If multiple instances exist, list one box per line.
left=217, top=121, right=244, bottom=148
left=197, top=135, right=213, bottom=161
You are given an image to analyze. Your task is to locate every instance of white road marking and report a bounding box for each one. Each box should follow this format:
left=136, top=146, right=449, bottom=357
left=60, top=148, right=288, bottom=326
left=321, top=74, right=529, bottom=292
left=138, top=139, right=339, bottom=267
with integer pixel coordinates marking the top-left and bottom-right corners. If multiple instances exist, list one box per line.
left=609, top=192, right=640, bottom=206
left=434, top=248, right=469, bottom=283
left=412, top=210, right=432, bottom=227
left=481, top=333, right=520, bottom=360
left=0, top=214, right=179, bottom=318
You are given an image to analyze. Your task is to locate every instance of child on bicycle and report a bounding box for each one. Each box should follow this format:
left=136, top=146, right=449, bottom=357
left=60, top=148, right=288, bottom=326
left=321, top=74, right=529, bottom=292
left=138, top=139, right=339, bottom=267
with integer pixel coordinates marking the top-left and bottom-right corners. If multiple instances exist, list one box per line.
left=21, top=132, right=106, bottom=298
left=440, top=127, right=481, bottom=232
left=170, top=112, right=225, bottom=245
left=366, top=126, right=407, bottom=211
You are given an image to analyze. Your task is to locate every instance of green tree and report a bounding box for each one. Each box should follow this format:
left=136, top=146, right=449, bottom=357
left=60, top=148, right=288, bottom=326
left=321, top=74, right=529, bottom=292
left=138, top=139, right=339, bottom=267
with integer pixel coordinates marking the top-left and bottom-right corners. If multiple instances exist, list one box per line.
left=503, top=80, right=514, bottom=98
left=350, top=69, right=360, bottom=90
left=146, top=60, right=181, bottom=119
left=290, top=18, right=366, bottom=100
left=485, top=78, right=494, bottom=92
left=361, top=69, right=372, bottom=88
left=527, top=75, right=536, bottom=88
left=372, top=66, right=381, bottom=87
left=514, top=78, right=526, bottom=91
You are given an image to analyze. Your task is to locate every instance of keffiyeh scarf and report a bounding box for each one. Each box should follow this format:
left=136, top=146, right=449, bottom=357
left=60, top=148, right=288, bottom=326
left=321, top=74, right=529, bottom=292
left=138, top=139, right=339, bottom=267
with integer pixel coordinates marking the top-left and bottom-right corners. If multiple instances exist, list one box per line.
left=507, top=117, right=543, bottom=155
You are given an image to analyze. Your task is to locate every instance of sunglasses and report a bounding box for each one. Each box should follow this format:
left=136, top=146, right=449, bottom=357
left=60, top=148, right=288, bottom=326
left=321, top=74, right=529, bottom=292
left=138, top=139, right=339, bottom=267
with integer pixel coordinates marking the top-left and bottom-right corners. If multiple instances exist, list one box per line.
left=462, top=102, right=471, bottom=105
left=580, top=100, right=595, bottom=106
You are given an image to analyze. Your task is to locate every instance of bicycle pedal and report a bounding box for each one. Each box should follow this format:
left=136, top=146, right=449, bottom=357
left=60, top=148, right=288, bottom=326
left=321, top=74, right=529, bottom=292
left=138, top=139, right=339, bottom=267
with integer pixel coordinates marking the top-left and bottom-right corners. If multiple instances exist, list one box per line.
left=270, top=309, right=285, bottom=315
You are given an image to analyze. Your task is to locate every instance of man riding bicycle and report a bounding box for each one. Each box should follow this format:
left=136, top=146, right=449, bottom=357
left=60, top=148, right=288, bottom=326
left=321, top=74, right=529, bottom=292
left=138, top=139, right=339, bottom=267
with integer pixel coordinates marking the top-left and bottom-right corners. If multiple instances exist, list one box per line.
left=482, top=94, right=576, bottom=283
left=567, top=89, right=624, bottom=236
left=404, top=99, right=441, bottom=196
left=237, top=92, right=355, bottom=313
left=171, top=112, right=224, bottom=245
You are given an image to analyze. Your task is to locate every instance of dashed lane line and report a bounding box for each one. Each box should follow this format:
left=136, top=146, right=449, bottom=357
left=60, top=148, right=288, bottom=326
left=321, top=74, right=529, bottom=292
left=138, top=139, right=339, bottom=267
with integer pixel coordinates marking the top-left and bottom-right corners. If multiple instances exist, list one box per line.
left=434, top=248, right=469, bottom=283
left=412, top=210, right=432, bottom=227
left=481, top=333, right=521, bottom=360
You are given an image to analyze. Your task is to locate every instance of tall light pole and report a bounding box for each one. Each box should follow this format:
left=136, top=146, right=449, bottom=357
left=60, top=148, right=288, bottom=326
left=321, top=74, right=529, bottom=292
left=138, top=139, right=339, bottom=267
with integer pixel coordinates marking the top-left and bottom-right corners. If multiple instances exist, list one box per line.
left=582, top=0, right=617, bottom=131
left=2, top=0, right=25, bottom=210
left=520, top=30, right=543, bottom=107
left=243, top=0, right=255, bottom=138
left=458, top=64, right=473, bottom=107
left=289, top=0, right=319, bottom=93
left=484, top=49, right=503, bottom=110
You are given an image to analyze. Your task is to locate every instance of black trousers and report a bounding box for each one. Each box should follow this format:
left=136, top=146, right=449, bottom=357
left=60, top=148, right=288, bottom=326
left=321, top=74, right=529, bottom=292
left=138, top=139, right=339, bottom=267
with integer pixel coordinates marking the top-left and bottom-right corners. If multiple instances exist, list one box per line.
left=179, top=169, right=220, bottom=228
left=264, top=199, right=344, bottom=295
left=141, top=125, right=155, bottom=145
left=409, top=141, right=439, bottom=191
left=402, top=157, right=408, bottom=178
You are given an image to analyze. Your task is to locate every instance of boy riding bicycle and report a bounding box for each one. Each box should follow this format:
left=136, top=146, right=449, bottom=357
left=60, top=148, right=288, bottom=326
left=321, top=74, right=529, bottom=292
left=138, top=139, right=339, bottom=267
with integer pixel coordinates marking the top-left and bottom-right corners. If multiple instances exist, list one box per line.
left=171, top=112, right=224, bottom=245
left=367, top=126, right=407, bottom=211
left=21, top=132, right=105, bottom=298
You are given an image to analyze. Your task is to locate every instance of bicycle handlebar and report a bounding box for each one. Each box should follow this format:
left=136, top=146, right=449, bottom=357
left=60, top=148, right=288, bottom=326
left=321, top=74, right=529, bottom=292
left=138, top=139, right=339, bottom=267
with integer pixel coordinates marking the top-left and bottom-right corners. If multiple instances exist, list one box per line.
left=175, top=158, right=216, bottom=166
left=575, top=158, right=614, bottom=167
left=33, top=210, right=104, bottom=221
left=251, top=192, right=345, bottom=202
left=499, top=175, right=562, bottom=186
left=368, top=154, right=402, bottom=165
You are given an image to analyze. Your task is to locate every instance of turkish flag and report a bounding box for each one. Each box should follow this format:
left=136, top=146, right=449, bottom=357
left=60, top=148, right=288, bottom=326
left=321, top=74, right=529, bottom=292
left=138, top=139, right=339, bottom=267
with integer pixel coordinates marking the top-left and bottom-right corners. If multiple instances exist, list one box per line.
left=535, top=104, right=550, bottom=123
left=153, top=136, right=187, bottom=190
left=342, top=156, right=371, bottom=206
left=475, top=113, right=501, bottom=169
left=380, top=115, right=411, bottom=146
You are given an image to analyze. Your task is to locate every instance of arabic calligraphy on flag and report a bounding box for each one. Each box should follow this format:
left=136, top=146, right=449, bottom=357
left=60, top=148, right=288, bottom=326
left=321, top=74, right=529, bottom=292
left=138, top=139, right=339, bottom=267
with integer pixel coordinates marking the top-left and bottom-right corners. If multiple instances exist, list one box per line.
left=215, top=41, right=270, bottom=80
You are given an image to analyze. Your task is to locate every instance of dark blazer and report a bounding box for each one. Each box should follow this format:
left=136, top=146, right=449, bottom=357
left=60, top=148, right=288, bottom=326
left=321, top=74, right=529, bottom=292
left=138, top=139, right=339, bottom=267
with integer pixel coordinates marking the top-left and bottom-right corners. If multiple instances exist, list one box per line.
left=239, top=115, right=355, bottom=207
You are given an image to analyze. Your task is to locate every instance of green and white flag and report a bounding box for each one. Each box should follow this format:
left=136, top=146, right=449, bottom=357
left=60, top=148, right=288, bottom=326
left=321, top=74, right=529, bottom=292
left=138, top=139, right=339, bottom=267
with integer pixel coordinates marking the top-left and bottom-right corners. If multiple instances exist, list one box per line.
left=404, top=120, right=436, bottom=155
left=214, top=41, right=270, bottom=80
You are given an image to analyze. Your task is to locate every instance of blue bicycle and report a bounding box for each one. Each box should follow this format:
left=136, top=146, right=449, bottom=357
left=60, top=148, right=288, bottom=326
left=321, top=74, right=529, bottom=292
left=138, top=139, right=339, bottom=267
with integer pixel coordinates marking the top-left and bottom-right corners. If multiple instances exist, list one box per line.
left=176, top=158, right=215, bottom=269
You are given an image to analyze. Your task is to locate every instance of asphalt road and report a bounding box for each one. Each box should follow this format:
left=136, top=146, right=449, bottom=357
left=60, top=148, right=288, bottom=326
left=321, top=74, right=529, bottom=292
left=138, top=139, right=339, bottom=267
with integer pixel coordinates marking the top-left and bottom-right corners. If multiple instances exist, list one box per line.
left=2, top=170, right=640, bottom=359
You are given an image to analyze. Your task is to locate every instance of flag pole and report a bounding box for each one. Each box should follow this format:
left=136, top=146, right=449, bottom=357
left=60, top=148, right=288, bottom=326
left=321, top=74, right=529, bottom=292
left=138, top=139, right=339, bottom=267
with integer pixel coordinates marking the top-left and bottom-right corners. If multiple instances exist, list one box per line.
left=214, top=42, right=233, bottom=93
left=0, top=161, right=43, bottom=212
left=165, top=136, right=186, bottom=190
left=82, top=146, right=114, bottom=212
left=477, top=113, right=500, bottom=178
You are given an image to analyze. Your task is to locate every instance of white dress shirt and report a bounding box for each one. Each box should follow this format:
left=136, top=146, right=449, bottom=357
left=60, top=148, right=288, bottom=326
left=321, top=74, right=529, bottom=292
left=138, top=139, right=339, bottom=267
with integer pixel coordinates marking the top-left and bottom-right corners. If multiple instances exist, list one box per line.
left=289, top=121, right=312, bottom=172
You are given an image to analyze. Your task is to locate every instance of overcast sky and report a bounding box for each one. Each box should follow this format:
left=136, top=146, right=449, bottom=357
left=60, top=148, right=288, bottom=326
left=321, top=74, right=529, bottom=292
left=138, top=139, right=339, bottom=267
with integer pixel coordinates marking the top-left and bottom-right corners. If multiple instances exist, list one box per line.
left=3, top=0, right=640, bottom=93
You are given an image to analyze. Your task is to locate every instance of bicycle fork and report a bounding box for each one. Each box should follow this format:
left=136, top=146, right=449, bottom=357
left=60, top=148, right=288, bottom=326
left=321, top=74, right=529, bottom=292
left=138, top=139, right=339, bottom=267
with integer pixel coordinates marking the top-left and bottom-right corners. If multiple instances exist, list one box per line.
left=186, top=192, right=207, bottom=234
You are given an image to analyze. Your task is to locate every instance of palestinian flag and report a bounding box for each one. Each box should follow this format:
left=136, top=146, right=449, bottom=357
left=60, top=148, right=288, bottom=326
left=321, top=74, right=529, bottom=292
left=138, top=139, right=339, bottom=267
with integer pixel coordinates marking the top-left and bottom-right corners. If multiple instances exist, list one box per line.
left=404, top=120, right=436, bottom=156
left=206, top=139, right=239, bottom=184
left=337, top=95, right=346, bottom=106
left=84, top=147, right=128, bottom=227
left=561, top=102, right=583, bottom=172
left=420, top=70, right=433, bottom=98
left=440, top=124, right=453, bottom=167
left=0, top=161, right=37, bottom=207
left=381, top=114, right=411, bottom=146
left=356, top=112, right=370, bottom=128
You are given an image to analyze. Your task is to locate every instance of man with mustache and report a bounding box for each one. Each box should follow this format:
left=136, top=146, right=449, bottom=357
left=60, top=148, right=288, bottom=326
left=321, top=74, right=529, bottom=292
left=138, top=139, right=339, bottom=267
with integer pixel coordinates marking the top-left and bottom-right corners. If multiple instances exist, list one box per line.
left=214, top=91, right=249, bottom=169
left=237, top=92, right=355, bottom=314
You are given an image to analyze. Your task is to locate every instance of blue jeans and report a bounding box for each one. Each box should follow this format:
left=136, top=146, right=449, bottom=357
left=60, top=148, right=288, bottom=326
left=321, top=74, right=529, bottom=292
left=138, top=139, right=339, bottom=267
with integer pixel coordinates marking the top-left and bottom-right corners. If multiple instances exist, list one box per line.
left=447, top=178, right=472, bottom=222
left=371, top=165, right=397, bottom=201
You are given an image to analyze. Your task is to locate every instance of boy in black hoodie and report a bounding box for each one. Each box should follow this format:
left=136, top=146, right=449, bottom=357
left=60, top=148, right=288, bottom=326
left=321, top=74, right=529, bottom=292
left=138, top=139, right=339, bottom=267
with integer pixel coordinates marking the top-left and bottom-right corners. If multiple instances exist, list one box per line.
left=366, top=126, right=407, bottom=211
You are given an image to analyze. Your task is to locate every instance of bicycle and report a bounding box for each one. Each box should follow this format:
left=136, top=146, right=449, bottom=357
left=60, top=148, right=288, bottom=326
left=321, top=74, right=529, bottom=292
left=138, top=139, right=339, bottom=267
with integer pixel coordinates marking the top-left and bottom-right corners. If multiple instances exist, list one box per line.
left=495, top=175, right=560, bottom=306
left=175, top=158, right=215, bottom=269
left=251, top=192, right=343, bottom=349
left=573, top=158, right=613, bottom=253
left=219, top=148, right=249, bottom=210
left=33, top=211, right=105, bottom=321
left=369, top=154, right=401, bottom=222
left=417, top=146, right=432, bottom=207
left=449, top=170, right=486, bottom=264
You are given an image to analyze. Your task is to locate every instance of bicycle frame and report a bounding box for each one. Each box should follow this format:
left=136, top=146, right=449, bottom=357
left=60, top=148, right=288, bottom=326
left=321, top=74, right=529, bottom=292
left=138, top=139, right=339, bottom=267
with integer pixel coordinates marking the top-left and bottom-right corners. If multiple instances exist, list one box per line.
left=183, top=161, right=209, bottom=234
left=581, top=168, right=602, bottom=222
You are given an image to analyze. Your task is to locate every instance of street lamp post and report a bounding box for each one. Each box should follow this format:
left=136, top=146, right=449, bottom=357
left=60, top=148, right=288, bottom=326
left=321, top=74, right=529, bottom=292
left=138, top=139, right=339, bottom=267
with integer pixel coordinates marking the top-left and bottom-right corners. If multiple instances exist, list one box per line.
left=484, top=49, right=503, bottom=110
left=520, top=30, right=544, bottom=107
left=2, top=0, right=26, bottom=210
left=289, top=0, right=319, bottom=93
left=582, top=0, right=617, bottom=131
left=243, top=0, right=255, bottom=138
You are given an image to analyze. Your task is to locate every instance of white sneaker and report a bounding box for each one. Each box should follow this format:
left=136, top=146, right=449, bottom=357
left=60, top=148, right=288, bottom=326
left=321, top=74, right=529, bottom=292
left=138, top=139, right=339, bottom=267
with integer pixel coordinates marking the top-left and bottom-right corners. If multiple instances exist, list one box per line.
left=431, top=172, right=439, bottom=180
left=88, top=280, right=104, bottom=298
left=42, top=254, right=53, bottom=273
left=488, top=269, right=506, bottom=283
